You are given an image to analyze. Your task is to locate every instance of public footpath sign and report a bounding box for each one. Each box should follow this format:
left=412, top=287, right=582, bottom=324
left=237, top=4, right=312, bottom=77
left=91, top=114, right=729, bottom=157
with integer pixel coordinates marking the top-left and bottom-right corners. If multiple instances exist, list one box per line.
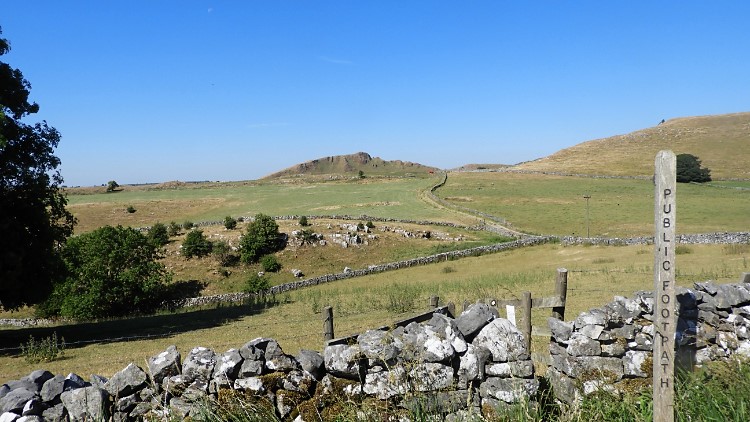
left=654, top=150, right=676, bottom=422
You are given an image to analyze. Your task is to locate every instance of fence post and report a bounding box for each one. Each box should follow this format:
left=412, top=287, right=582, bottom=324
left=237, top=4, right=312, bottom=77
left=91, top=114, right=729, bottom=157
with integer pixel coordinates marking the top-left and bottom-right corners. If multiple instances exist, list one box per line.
left=522, top=291, right=532, bottom=352
left=323, top=306, right=334, bottom=342
left=552, top=268, right=568, bottom=320
left=429, top=295, right=439, bottom=309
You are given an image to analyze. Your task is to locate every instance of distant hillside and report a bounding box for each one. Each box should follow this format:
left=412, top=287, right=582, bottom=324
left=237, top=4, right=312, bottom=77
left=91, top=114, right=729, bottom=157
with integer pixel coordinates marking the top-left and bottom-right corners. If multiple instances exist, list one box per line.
left=262, top=152, right=440, bottom=180
left=513, top=112, right=750, bottom=180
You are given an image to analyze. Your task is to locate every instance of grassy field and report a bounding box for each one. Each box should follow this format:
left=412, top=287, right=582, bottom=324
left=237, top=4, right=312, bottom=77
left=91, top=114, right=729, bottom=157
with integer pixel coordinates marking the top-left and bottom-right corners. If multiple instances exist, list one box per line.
left=436, top=172, right=750, bottom=237
left=65, top=176, right=476, bottom=233
left=2, top=242, right=747, bottom=381
left=513, top=112, right=750, bottom=180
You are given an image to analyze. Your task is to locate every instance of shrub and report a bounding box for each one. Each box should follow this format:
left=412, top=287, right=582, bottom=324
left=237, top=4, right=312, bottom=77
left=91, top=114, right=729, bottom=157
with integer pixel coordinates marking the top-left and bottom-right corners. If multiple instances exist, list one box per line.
left=295, top=229, right=316, bottom=245
left=239, top=213, right=284, bottom=264
left=676, top=153, right=711, bottom=183
left=299, top=215, right=309, bottom=226
left=366, top=221, right=375, bottom=229
left=106, top=180, right=119, bottom=192
left=148, top=222, right=170, bottom=246
left=357, top=222, right=365, bottom=230
left=21, top=333, right=65, bottom=364
left=39, top=225, right=170, bottom=319
left=168, top=221, right=181, bottom=237
left=126, top=205, right=136, bottom=213
left=245, top=274, right=270, bottom=293
left=212, top=241, right=239, bottom=266
left=260, top=254, right=282, bottom=273
left=182, top=230, right=213, bottom=258
left=183, top=220, right=194, bottom=230
left=224, top=216, right=237, bottom=230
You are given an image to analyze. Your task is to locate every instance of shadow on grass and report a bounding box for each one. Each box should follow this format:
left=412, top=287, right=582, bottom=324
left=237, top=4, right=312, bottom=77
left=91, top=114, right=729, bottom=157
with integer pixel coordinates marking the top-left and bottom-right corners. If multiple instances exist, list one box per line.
left=0, top=295, right=280, bottom=356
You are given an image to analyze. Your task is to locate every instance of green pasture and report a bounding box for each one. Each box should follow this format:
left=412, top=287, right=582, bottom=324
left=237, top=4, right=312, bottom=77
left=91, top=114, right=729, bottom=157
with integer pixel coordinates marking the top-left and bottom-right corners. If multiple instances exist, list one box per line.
left=2, top=242, right=747, bottom=381
left=436, top=172, right=750, bottom=237
left=65, top=176, right=476, bottom=233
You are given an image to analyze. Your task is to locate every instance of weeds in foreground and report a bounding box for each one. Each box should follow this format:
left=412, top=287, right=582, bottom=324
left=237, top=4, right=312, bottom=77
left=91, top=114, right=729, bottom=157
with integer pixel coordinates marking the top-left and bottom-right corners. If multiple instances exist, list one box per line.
left=20, top=332, right=65, bottom=364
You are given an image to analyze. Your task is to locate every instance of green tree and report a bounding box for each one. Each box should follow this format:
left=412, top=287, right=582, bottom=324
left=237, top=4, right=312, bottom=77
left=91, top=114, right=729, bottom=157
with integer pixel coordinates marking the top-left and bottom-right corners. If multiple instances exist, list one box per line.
left=239, top=213, right=283, bottom=264
left=39, top=226, right=169, bottom=319
left=148, top=222, right=170, bottom=247
left=106, top=180, right=119, bottom=192
left=182, top=229, right=212, bottom=258
left=0, top=28, right=76, bottom=310
left=223, top=215, right=237, bottom=230
left=676, top=153, right=711, bottom=183
left=298, top=215, right=309, bottom=227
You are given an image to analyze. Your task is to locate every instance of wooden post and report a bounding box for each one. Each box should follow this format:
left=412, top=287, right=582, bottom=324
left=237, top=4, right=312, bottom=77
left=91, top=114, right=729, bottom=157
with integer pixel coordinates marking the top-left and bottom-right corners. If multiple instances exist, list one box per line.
left=429, top=295, right=439, bottom=308
left=552, top=268, right=568, bottom=320
left=654, top=150, right=677, bottom=422
left=522, top=291, right=532, bottom=352
left=323, top=306, right=334, bottom=342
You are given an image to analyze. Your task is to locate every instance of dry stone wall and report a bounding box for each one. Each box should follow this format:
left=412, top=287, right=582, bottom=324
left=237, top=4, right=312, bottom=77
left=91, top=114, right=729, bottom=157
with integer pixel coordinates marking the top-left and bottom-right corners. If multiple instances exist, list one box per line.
left=0, top=304, right=538, bottom=421
left=547, top=275, right=750, bottom=404
left=4, top=278, right=750, bottom=420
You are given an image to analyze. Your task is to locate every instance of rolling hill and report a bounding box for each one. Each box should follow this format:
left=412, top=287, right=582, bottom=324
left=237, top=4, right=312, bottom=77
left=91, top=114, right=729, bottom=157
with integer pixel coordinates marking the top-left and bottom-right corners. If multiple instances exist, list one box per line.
left=513, top=112, right=750, bottom=180
left=262, top=152, right=439, bottom=180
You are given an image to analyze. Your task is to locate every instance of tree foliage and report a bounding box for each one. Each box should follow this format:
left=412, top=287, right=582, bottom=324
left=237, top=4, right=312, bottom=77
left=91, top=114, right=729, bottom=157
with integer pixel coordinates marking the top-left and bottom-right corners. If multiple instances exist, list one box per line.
left=239, top=213, right=284, bottom=264
left=260, top=254, right=281, bottom=273
left=676, top=153, right=711, bottom=183
left=106, top=180, right=119, bottom=192
left=182, top=229, right=213, bottom=259
left=148, top=222, right=170, bottom=247
left=0, top=28, right=76, bottom=310
left=38, top=226, right=169, bottom=319
left=223, top=215, right=237, bottom=230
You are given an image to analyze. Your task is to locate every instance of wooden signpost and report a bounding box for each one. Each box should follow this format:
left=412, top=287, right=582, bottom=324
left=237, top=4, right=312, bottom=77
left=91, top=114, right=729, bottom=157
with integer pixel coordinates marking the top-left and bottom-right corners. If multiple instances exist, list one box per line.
left=653, top=150, right=677, bottom=422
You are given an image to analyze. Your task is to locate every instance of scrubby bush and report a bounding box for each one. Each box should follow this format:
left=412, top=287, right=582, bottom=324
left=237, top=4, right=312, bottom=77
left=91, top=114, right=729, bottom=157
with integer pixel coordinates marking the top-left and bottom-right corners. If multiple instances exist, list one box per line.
left=366, top=221, right=375, bottom=229
left=299, top=215, right=309, bottom=226
left=168, top=221, right=181, bottom=237
left=295, top=229, right=316, bottom=245
left=182, top=220, right=194, bottom=230
left=182, top=230, right=213, bottom=258
left=224, top=215, right=237, bottom=230
left=212, top=241, right=239, bottom=266
left=126, top=205, right=136, bottom=213
left=245, top=274, right=270, bottom=293
left=38, top=225, right=170, bottom=319
left=260, top=254, right=282, bottom=272
left=357, top=222, right=365, bottom=230
left=148, top=222, right=170, bottom=246
left=239, top=213, right=284, bottom=264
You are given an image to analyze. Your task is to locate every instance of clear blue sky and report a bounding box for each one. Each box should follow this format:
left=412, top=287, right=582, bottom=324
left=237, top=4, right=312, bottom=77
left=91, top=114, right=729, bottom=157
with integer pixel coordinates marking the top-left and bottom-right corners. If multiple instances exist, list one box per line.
left=3, top=1, right=749, bottom=186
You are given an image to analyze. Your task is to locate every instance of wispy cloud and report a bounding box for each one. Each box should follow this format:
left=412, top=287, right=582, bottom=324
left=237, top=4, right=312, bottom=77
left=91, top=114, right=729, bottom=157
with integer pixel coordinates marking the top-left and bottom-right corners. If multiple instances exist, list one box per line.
left=246, top=122, right=290, bottom=129
left=317, top=56, right=354, bottom=65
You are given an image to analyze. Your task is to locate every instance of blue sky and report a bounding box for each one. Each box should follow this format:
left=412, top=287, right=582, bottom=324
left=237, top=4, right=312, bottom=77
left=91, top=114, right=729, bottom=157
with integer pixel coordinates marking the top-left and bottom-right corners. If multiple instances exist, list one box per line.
left=3, top=1, right=749, bottom=186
